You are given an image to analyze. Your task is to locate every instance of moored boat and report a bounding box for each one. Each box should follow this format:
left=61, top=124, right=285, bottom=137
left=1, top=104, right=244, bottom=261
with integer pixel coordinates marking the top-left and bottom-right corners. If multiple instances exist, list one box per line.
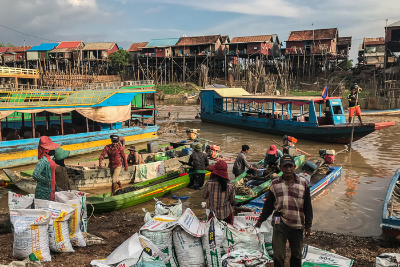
left=233, top=155, right=306, bottom=204
left=87, top=171, right=211, bottom=214
left=381, top=169, right=400, bottom=240
left=200, top=88, right=395, bottom=143
left=237, top=166, right=342, bottom=212
left=0, top=81, right=158, bottom=168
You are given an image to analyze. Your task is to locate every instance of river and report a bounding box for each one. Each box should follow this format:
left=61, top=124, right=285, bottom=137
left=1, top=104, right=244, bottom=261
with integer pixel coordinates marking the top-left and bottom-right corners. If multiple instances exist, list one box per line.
left=1, top=102, right=399, bottom=237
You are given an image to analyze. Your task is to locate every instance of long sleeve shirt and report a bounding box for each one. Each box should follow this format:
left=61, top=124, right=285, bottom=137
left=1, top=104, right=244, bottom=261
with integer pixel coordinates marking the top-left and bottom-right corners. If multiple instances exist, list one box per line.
left=127, top=152, right=145, bottom=165
left=188, top=151, right=209, bottom=173
left=32, top=157, right=59, bottom=200
left=264, top=149, right=283, bottom=167
left=203, top=177, right=237, bottom=220
left=232, top=151, right=251, bottom=176
left=99, top=144, right=128, bottom=169
left=258, top=174, right=313, bottom=230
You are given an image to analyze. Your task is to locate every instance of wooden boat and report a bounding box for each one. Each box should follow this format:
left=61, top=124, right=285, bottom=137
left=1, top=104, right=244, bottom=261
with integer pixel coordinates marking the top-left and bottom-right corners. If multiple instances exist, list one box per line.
left=381, top=169, right=400, bottom=240
left=0, top=81, right=158, bottom=169
left=237, top=166, right=342, bottom=212
left=3, top=148, right=191, bottom=193
left=360, top=109, right=400, bottom=116
left=200, top=88, right=395, bottom=143
left=233, top=155, right=305, bottom=204
left=87, top=171, right=211, bottom=214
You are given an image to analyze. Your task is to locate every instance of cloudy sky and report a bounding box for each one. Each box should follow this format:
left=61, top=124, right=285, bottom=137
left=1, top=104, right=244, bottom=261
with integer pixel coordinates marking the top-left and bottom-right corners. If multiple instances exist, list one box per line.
left=1, top=0, right=399, bottom=61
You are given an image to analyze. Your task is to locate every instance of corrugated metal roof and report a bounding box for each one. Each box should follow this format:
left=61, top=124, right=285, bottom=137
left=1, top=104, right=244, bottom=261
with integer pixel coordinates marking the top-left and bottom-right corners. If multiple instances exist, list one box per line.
left=175, top=35, right=220, bottom=46
left=230, top=35, right=273, bottom=44
left=28, top=43, right=59, bottom=51
left=364, top=37, right=385, bottom=45
left=82, top=42, right=117, bottom=51
left=201, top=88, right=251, bottom=98
left=0, top=47, right=9, bottom=53
left=287, top=28, right=337, bottom=42
left=6, top=46, right=33, bottom=52
left=337, top=37, right=352, bottom=47
left=57, top=41, right=83, bottom=49
left=388, top=20, right=400, bottom=28
left=128, top=42, right=149, bottom=52
left=145, top=38, right=179, bottom=48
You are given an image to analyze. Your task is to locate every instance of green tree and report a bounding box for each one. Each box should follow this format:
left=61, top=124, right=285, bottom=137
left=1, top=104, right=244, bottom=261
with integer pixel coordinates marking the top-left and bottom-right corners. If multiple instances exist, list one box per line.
left=109, top=49, right=131, bottom=72
left=338, top=59, right=353, bottom=70
left=0, top=43, right=5, bottom=47
left=7, top=43, right=15, bottom=47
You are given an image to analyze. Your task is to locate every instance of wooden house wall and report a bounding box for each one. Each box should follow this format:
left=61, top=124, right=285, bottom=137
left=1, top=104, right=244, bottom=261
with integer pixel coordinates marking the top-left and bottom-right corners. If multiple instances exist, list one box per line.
left=386, top=26, right=400, bottom=42
left=107, top=44, right=119, bottom=59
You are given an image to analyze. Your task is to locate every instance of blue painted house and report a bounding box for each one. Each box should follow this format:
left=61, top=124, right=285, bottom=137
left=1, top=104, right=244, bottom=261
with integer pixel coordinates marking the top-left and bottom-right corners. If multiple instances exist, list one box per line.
left=27, top=43, right=59, bottom=61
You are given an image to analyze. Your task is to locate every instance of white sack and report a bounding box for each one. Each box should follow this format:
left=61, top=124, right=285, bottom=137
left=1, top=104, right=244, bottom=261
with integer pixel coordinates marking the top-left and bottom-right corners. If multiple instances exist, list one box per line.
left=8, top=192, right=34, bottom=209
left=9, top=209, right=52, bottom=262
left=90, top=233, right=169, bottom=267
left=34, top=199, right=76, bottom=253
left=221, top=249, right=272, bottom=267
left=223, top=223, right=263, bottom=254
left=202, top=216, right=227, bottom=267
left=141, top=229, right=178, bottom=267
left=376, top=253, right=400, bottom=267
left=173, top=226, right=205, bottom=267
left=154, top=198, right=182, bottom=218
left=302, top=245, right=354, bottom=267
left=71, top=190, right=88, bottom=233
left=55, top=191, right=86, bottom=247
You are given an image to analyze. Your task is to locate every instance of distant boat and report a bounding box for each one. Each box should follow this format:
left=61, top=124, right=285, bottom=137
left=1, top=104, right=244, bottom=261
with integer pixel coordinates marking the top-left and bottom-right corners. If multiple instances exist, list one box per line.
left=381, top=169, right=400, bottom=240
left=200, top=88, right=395, bottom=143
left=360, top=109, right=400, bottom=116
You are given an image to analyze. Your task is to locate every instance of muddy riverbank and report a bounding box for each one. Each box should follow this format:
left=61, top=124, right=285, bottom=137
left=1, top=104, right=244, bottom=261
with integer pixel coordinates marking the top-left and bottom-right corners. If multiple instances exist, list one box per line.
left=0, top=211, right=398, bottom=266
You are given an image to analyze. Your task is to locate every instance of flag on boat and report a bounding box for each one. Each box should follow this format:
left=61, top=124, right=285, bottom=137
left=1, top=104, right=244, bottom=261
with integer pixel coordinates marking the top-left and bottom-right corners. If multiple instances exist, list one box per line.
left=322, top=85, right=328, bottom=101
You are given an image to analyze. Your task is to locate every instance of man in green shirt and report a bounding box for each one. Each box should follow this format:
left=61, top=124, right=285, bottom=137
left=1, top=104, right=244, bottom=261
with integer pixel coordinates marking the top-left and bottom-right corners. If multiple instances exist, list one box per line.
left=188, top=144, right=209, bottom=190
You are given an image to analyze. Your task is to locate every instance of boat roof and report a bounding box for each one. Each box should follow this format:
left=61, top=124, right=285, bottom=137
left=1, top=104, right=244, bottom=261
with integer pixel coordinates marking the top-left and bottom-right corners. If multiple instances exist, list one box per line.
left=200, top=88, right=341, bottom=103
left=0, top=88, right=155, bottom=111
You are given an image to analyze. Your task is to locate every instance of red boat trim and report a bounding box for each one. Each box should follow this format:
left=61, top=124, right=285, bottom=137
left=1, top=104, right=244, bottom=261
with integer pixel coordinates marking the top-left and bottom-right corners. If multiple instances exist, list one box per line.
left=374, top=121, right=395, bottom=130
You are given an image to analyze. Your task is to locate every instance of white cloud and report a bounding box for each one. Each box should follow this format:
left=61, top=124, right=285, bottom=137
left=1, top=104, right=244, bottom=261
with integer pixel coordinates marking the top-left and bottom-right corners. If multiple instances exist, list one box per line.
left=144, top=6, right=163, bottom=14
left=64, top=0, right=97, bottom=8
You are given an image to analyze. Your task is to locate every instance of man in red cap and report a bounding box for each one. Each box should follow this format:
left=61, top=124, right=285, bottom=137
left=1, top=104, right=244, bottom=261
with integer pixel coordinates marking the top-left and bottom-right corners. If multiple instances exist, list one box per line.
left=264, top=145, right=283, bottom=171
left=203, top=160, right=236, bottom=224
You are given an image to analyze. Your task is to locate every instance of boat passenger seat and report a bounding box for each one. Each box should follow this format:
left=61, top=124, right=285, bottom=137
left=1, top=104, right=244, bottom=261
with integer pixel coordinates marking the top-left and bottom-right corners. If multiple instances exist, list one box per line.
left=6, top=134, right=20, bottom=140
left=63, top=128, right=75, bottom=135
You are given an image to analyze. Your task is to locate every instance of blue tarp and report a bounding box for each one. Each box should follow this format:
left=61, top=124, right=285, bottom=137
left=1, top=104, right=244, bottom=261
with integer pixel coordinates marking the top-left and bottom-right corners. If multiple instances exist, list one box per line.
left=28, top=43, right=59, bottom=51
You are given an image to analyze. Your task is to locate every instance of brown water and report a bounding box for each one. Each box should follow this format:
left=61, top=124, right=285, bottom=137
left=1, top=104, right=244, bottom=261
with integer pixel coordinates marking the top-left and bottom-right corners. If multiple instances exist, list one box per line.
left=1, top=105, right=399, bottom=237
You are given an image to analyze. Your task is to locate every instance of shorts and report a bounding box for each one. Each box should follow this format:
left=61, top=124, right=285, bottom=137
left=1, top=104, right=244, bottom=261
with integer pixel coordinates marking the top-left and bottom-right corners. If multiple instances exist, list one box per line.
left=110, top=166, right=122, bottom=183
left=349, top=106, right=361, bottom=117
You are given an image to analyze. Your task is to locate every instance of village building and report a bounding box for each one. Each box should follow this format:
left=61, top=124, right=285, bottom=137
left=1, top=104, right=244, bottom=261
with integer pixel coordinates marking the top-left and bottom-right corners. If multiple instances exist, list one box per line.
left=337, top=37, right=352, bottom=58
left=140, top=38, right=179, bottom=58
left=127, top=42, right=149, bottom=59
left=26, top=43, right=59, bottom=61
left=227, top=34, right=281, bottom=57
left=362, top=37, right=387, bottom=68
left=49, top=41, right=84, bottom=62
left=173, top=35, right=224, bottom=56
left=2, top=46, right=32, bottom=68
left=285, top=28, right=338, bottom=56
left=220, top=35, right=230, bottom=55
left=82, top=42, right=119, bottom=61
left=0, top=47, right=9, bottom=65
left=386, top=20, right=400, bottom=54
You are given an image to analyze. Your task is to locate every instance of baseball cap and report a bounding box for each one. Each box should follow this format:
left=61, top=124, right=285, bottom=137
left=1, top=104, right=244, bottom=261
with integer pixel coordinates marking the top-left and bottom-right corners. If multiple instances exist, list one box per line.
left=110, top=135, right=119, bottom=143
left=280, top=155, right=295, bottom=166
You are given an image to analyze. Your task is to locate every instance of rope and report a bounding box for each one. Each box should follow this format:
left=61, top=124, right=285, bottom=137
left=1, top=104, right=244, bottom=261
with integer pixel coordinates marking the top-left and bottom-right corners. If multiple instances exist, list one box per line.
left=87, top=202, right=96, bottom=221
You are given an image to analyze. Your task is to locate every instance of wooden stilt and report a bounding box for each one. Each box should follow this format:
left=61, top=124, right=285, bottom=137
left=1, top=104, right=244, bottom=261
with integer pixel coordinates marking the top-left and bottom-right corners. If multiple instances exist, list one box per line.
left=46, top=112, right=50, bottom=130
left=31, top=114, right=35, bottom=138
left=153, top=93, right=157, bottom=125
left=22, top=113, right=25, bottom=127
left=86, top=117, right=89, bottom=132
left=60, top=113, right=64, bottom=135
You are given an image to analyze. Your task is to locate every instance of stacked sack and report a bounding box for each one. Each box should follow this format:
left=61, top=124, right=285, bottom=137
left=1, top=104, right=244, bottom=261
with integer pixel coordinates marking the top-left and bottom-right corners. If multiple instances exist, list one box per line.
left=8, top=191, right=87, bottom=262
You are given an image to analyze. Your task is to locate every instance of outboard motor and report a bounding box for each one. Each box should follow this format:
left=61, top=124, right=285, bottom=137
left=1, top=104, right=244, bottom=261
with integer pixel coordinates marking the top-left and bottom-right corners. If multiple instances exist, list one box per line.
left=319, top=149, right=336, bottom=164
left=283, top=135, right=297, bottom=156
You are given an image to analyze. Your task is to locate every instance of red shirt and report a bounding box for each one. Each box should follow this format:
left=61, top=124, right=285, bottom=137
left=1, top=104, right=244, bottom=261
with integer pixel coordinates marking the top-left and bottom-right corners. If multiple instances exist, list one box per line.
left=99, top=144, right=128, bottom=169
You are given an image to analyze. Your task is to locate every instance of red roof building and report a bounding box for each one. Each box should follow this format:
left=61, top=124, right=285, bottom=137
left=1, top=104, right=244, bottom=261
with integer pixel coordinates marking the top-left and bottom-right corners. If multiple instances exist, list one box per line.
left=128, top=42, right=149, bottom=59
left=285, top=28, right=338, bottom=55
left=228, top=34, right=281, bottom=57
left=3, top=46, right=32, bottom=63
left=49, top=41, right=84, bottom=60
left=174, top=35, right=223, bottom=56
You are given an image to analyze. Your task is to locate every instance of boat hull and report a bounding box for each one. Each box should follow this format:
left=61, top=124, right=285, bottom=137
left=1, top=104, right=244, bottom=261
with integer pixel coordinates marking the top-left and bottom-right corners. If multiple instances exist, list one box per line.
left=381, top=169, right=400, bottom=239
left=0, top=126, right=159, bottom=169
left=4, top=155, right=189, bottom=194
left=200, top=113, right=384, bottom=143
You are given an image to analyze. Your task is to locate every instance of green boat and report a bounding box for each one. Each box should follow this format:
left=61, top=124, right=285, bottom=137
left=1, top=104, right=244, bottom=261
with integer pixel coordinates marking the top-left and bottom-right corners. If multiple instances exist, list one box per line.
left=234, top=155, right=306, bottom=204
left=87, top=171, right=211, bottom=214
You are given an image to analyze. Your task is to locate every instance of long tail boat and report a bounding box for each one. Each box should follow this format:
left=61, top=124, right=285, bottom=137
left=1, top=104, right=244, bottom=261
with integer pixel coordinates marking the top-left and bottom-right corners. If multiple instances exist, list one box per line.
left=239, top=166, right=342, bottom=212
left=87, top=171, right=211, bottom=214
left=200, top=88, right=394, bottom=143
left=381, top=169, right=400, bottom=240
left=0, top=81, right=158, bottom=168
left=233, top=155, right=305, bottom=204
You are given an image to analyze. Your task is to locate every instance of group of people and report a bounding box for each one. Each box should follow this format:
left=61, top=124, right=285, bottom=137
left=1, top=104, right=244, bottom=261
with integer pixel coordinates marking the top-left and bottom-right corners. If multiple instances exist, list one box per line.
left=196, top=144, right=311, bottom=267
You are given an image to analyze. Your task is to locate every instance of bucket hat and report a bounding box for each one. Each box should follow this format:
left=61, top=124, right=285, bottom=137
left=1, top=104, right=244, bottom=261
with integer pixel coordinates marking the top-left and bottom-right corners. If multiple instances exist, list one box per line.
left=194, top=143, right=203, bottom=151
left=54, top=147, right=70, bottom=161
left=38, top=136, right=60, bottom=150
left=267, top=145, right=278, bottom=156
left=209, top=160, right=229, bottom=180
left=128, top=146, right=136, bottom=151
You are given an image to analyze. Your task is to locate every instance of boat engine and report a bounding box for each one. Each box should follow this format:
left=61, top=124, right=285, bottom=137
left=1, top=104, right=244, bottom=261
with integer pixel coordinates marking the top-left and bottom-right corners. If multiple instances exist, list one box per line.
left=283, top=135, right=297, bottom=156
left=186, top=129, right=198, bottom=140
left=319, top=149, right=336, bottom=164
left=206, top=145, right=220, bottom=159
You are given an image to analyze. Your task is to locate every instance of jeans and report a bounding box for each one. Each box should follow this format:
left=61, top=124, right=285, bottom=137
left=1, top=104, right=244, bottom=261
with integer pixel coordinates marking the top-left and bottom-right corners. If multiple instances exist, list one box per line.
left=272, top=221, right=303, bottom=267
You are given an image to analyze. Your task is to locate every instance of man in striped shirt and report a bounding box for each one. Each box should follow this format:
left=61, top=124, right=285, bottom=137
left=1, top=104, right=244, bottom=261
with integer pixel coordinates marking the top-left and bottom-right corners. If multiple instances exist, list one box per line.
left=255, top=155, right=313, bottom=267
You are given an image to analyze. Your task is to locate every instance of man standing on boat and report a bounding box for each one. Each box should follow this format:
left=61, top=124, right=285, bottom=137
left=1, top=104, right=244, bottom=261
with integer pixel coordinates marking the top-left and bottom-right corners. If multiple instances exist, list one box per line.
left=264, top=145, right=283, bottom=171
left=99, top=135, right=128, bottom=196
left=255, top=155, right=313, bottom=267
left=188, top=143, right=209, bottom=190
left=232, top=145, right=257, bottom=178
left=127, top=146, right=145, bottom=165
left=348, top=84, right=363, bottom=125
